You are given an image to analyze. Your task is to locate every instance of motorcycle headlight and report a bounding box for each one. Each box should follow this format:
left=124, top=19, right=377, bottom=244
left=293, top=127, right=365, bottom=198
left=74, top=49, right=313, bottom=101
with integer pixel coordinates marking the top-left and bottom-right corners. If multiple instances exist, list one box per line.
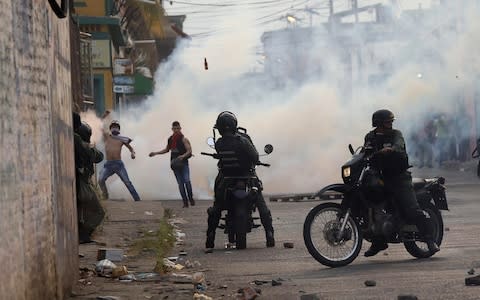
left=342, top=167, right=351, bottom=178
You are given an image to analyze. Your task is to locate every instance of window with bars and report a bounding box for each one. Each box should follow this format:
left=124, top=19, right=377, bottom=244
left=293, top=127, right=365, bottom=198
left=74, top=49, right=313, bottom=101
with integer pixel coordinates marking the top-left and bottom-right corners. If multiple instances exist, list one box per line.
left=80, top=32, right=94, bottom=107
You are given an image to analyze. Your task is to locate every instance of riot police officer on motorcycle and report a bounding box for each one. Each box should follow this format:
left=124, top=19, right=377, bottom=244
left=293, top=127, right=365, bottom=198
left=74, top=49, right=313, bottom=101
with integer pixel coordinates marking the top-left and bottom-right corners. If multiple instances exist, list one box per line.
left=363, top=109, right=440, bottom=257
left=205, top=111, right=275, bottom=249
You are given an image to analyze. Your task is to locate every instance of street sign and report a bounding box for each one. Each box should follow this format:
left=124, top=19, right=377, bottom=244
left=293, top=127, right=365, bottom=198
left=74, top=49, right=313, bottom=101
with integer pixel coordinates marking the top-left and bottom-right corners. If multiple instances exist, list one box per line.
left=113, top=76, right=135, bottom=85
left=113, top=58, right=134, bottom=75
left=113, top=85, right=134, bottom=94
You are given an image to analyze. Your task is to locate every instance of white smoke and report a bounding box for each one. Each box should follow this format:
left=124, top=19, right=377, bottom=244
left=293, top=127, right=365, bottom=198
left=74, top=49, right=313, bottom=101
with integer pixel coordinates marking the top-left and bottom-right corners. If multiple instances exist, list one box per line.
left=88, top=1, right=480, bottom=200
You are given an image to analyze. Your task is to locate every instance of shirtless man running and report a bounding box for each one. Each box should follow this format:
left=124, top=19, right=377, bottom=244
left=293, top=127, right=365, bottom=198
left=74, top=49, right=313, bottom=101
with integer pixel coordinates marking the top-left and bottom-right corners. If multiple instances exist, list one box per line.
left=98, top=111, right=141, bottom=201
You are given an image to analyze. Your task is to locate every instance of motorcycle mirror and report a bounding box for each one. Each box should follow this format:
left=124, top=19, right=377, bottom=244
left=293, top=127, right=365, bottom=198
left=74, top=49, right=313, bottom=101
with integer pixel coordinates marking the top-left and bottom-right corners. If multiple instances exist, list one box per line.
left=348, top=144, right=354, bottom=155
left=264, top=144, right=273, bottom=154
left=206, top=137, right=215, bottom=148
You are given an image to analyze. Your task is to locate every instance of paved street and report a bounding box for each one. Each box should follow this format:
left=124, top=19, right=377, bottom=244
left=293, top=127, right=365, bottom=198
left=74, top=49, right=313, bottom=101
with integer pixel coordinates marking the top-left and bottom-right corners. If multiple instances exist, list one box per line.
left=70, top=166, right=480, bottom=299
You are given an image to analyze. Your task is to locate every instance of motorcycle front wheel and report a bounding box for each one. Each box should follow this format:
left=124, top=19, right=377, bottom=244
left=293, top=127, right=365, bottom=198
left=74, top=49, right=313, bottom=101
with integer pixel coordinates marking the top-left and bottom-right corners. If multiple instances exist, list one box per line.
left=303, top=202, right=362, bottom=267
left=403, top=202, right=444, bottom=258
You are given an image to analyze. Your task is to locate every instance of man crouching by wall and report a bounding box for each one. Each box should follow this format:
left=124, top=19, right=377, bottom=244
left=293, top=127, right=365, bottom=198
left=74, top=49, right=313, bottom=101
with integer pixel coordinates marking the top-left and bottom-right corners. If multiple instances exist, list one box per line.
left=73, top=112, right=105, bottom=244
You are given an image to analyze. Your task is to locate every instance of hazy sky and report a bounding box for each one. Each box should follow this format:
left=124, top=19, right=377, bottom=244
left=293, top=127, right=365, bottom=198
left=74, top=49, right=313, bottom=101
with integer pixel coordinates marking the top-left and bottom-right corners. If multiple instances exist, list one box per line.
left=87, top=0, right=479, bottom=201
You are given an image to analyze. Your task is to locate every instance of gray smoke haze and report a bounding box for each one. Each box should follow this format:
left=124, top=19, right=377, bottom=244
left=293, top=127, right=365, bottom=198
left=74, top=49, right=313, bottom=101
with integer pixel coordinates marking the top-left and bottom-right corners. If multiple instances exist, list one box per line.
left=85, top=1, right=480, bottom=200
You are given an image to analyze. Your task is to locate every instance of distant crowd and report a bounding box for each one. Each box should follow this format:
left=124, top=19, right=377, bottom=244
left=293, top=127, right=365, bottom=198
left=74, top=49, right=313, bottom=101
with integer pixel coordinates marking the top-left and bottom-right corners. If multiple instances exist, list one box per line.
left=408, top=111, right=473, bottom=168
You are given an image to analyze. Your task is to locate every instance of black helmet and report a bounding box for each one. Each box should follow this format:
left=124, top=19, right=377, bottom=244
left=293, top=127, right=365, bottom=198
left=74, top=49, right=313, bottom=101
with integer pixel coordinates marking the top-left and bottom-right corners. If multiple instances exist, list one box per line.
left=78, top=122, right=92, bottom=143
left=215, top=111, right=238, bottom=134
left=73, top=112, right=81, bottom=131
left=372, top=109, right=395, bottom=127
left=109, top=120, right=121, bottom=130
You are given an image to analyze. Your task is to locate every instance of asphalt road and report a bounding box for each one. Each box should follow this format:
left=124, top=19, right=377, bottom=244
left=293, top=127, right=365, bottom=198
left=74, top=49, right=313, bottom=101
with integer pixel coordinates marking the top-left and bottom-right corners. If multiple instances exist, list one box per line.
left=162, top=167, right=480, bottom=300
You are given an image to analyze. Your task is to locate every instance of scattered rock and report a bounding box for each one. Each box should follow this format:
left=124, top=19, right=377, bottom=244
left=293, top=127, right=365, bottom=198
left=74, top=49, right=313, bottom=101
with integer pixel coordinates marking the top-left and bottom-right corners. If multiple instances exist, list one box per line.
left=96, top=297, right=121, bottom=300
left=283, top=242, right=294, bottom=248
left=192, top=272, right=207, bottom=292
left=112, top=266, right=128, bottom=278
left=300, top=294, right=321, bottom=300
left=271, top=279, right=282, bottom=286
left=238, top=286, right=259, bottom=300
left=364, top=280, right=376, bottom=287
left=465, top=275, right=480, bottom=286
left=398, top=295, right=418, bottom=300
left=445, top=227, right=450, bottom=231
left=468, top=268, right=475, bottom=275
left=252, top=280, right=269, bottom=285
left=193, top=293, right=213, bottom=300
left=218, top=285, right=228, bottom=289
left=383, top=252, right=389, bottom=256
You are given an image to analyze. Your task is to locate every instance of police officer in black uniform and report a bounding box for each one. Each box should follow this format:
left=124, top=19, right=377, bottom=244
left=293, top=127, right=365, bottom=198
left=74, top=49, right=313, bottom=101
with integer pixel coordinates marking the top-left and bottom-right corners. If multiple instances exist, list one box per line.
left=205, top=111, right=275, bottom=249
left=363, top=109, right=440, bottom=257
left=73, top=114, right=105, bottom=243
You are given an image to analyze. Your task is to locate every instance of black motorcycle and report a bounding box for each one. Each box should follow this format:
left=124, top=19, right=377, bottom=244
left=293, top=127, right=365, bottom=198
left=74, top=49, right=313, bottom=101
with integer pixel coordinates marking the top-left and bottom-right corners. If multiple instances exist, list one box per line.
left=303, top=144, right=448, bottom=267
left=201, top=129, right=273, bottom=249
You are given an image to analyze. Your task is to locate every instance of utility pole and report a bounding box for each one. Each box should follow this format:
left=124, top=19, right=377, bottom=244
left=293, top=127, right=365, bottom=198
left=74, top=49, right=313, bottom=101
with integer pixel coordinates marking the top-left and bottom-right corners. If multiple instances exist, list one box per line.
left=329, top=0, right=334, bottom=19
left=352, top=0, right=359, bottom=23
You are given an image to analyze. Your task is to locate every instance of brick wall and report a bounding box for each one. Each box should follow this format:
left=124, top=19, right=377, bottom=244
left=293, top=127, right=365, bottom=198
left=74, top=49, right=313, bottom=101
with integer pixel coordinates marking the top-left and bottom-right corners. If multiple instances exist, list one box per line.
left=0, top=1, right=77, bottom=299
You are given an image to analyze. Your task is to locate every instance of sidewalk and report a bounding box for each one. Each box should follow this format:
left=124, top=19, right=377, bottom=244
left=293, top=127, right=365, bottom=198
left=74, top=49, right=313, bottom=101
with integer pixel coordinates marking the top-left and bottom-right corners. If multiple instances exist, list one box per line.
left=410, top=159, right=479, bottom=185
left=69, top=199, right=199, bottom=300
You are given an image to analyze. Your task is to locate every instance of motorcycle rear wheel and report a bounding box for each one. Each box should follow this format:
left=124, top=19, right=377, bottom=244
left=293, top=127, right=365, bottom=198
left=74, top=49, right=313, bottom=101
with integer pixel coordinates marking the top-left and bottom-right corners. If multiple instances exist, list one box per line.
left=403, top=202, right=444, bottom=258
left=303, top=202, right=362, bottom=267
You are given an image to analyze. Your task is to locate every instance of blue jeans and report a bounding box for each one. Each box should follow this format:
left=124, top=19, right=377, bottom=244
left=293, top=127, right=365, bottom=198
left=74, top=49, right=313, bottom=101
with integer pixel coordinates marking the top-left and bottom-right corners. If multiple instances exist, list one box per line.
left=98, top=160, right=140, bottom=201
left=173, top=164, right=193, bottom=204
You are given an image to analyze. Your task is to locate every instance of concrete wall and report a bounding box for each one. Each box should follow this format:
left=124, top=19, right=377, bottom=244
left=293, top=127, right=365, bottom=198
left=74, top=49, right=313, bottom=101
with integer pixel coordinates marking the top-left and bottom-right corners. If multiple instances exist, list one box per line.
left=0, top=1, right=77, bottom=299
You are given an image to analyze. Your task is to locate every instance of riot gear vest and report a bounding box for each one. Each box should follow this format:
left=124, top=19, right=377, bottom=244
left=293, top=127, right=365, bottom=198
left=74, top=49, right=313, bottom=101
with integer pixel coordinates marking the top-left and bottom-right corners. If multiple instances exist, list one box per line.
left=215, top=132, right=259, bottom=176
left=364, top=129, right=410, bottom=177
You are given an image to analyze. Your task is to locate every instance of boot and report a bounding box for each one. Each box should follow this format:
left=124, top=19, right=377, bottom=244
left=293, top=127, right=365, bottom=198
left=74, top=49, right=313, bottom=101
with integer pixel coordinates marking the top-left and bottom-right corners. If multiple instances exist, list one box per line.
left=182, top=199, right=189, bottom=208
left=427, top=240, right=440, bottom=253
left=189, top=199, right=195, bottom=206
left=266, top=231, right=275, bottom=247
left=206, top=232, right=215, bottom=249
left=364, top=242, right=388, bottom=257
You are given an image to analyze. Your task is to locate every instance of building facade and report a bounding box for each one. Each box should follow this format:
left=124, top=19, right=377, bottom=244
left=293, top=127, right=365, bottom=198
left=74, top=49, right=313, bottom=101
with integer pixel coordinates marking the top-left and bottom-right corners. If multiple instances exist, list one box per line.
left=0, top=1, right=77, bottom=299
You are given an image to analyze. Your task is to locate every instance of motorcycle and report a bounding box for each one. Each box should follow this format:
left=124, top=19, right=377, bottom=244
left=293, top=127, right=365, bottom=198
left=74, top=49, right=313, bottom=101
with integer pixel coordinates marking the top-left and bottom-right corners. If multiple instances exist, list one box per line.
left=303, top=144, right=448, bottom=267
left=201, top=128, right=273, bottom=249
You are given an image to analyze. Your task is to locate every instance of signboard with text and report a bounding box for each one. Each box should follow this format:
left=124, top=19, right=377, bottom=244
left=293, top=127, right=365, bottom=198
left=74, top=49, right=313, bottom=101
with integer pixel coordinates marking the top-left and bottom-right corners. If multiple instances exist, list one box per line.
left=113, top=76, right=135, bottom=85
left=92, top=40, right=111, bottom=68
left=113, top=85, right=135, bottom=94
left=113, top=58, right=134, bottom=75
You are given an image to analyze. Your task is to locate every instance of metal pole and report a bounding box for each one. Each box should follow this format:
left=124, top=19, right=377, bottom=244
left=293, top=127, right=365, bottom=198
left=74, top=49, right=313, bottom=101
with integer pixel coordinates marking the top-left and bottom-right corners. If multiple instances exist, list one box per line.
left=329, top=0, right=334, bottom=18
left=353, top=0, right=359, bottom=23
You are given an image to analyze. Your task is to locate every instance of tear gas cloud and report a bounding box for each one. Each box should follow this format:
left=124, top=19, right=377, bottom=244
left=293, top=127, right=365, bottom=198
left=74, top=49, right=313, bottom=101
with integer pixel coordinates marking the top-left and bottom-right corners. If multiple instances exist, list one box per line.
left=86, top=1, right=480, bottom=200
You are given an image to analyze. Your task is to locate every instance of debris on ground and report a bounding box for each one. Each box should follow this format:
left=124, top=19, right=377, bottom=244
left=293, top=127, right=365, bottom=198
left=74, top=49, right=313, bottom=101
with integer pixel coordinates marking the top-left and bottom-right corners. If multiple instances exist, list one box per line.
left=468, top=268, right=475, bottom=275
left=300, top=294, right=321, bottom=300
left=271, top=279, right=282, bottom=286
left=397, top=295, right=418, bottom=300
left=96, top=296, right=121, bottom=300
left=193, top=293, right=213, bottom=300
left=95, top=259, right=117, bottom=277
left=364, top=280, right=377, bottom=287
left=465, top=274, right=480, bottom=286
left=112, top=266, right=129, bottom=278
left=251, top=280, right=269, bottom=286
left=97, top=248, right=124, bottom=262
left=237, top=286, right=259, bottom=300
left=193, top=272, right=207, bottom=292
left=283, top=242, right=294, bottom=248
left=134, top=272, right=163, bottom=282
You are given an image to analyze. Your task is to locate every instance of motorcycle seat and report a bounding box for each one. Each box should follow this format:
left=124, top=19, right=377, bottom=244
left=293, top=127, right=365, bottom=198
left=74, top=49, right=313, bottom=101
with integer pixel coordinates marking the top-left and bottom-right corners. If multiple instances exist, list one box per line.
left=412, top=178, right=427, bottom=189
